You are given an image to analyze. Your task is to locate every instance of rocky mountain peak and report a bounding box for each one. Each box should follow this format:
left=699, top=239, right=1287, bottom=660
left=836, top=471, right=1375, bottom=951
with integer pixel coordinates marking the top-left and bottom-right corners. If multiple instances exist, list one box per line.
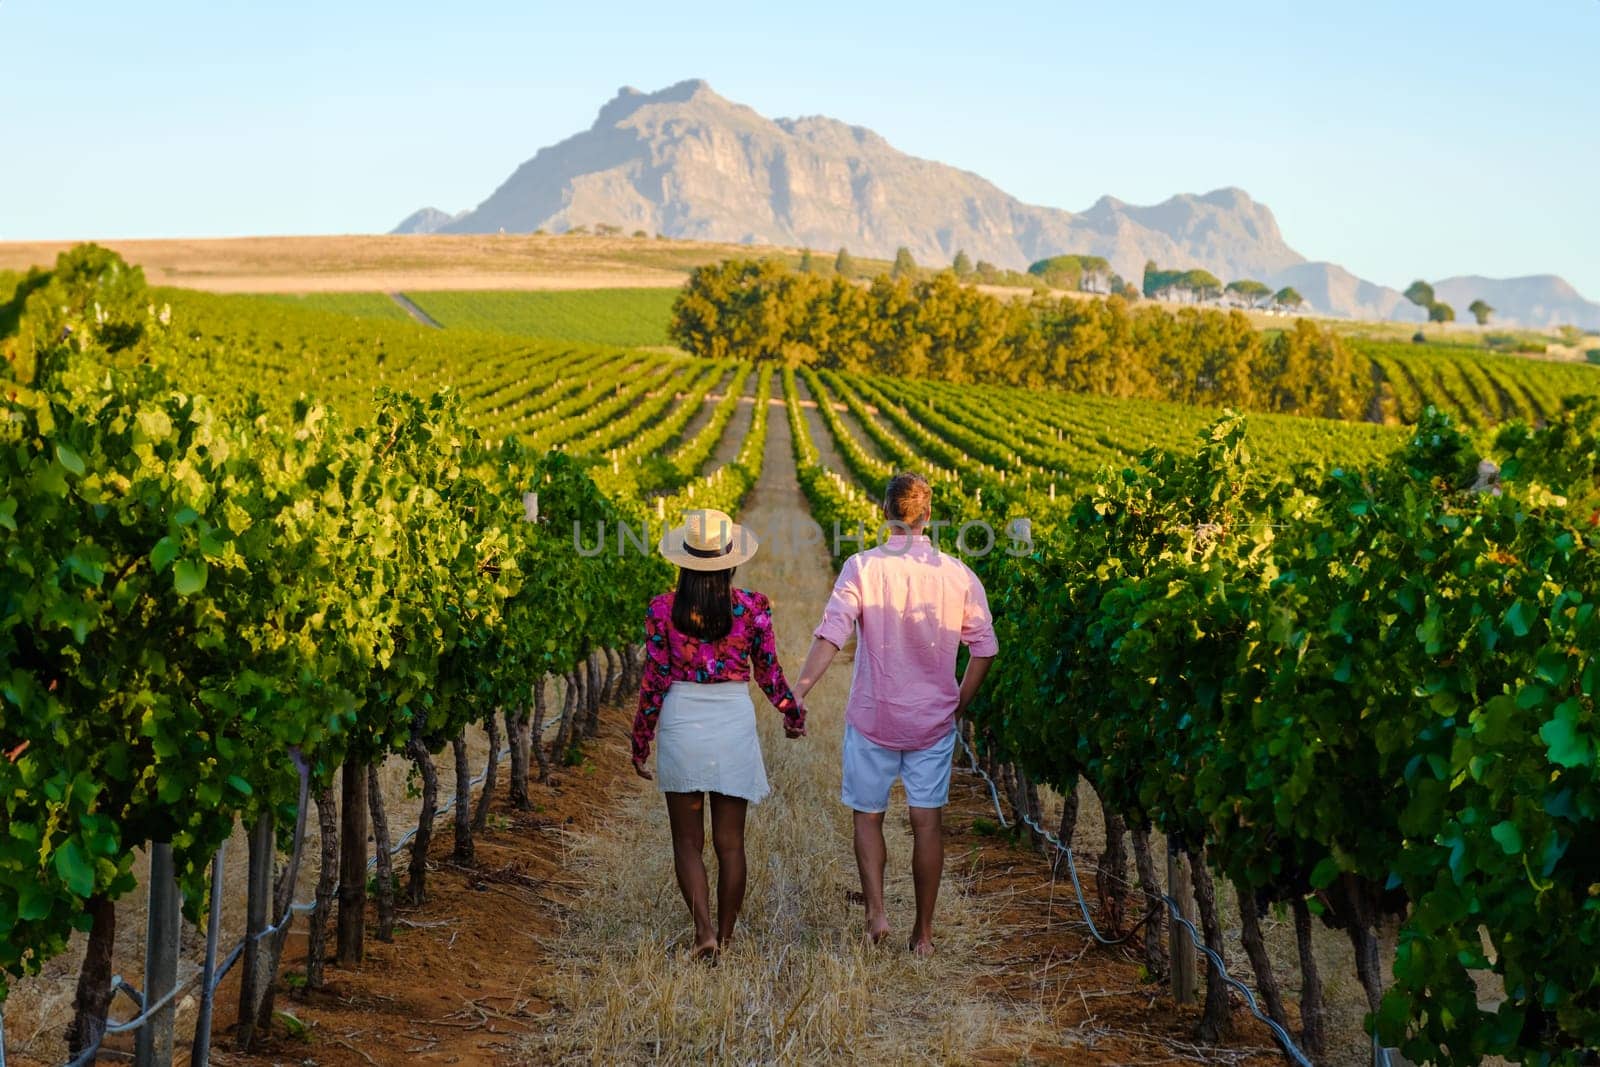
left=391, top=81, right=1598, bottom=326
left=595, top=78, right=720, bottom=127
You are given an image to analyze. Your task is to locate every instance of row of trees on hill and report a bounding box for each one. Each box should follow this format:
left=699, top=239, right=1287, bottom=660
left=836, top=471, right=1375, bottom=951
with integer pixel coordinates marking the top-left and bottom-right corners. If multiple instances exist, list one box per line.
left=1142, top=261, right=1303, bottom=310
left=670, top=258, right=1367, bottom=420
left=1405, top=279, right=1495, bottom=325
left=798, top=245, right=1043, bottom=290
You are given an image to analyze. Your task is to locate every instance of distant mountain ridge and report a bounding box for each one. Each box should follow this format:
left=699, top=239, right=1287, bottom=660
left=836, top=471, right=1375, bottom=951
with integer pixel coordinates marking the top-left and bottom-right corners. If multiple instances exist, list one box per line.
left=393, top=207, right=466, bottom=235
left=396, top=79, right=1598, bottom=329
left=1431, top=275, right=1600, bottom=331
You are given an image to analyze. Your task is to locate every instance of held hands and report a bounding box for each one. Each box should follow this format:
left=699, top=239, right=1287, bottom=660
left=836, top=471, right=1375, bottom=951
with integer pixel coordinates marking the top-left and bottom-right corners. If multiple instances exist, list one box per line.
left=784, top=694, right=808, bottom=739
left=632, top=755, right=654, bottom=780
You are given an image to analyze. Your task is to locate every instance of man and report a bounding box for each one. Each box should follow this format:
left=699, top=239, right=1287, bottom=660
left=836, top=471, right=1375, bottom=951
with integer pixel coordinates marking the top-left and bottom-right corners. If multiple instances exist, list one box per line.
left=794, top=472, right=998, bottom=955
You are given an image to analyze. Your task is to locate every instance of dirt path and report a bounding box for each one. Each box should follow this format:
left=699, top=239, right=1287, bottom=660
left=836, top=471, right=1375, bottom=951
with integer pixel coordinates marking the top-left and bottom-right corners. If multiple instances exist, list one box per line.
left=387, top=292, right=442, bottom=328
left=707, top=374, right=759, bottom=467
left=670, top=367, right=736, bottom=447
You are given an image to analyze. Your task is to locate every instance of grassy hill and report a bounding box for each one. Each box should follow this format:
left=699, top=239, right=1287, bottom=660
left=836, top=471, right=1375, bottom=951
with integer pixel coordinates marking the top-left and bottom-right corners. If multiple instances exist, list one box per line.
left=0, top=233, right=897, bottom=294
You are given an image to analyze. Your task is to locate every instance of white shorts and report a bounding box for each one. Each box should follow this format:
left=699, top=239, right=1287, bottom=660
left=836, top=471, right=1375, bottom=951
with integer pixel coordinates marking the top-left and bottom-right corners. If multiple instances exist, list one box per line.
left=840, top=723, right=957, bottom=813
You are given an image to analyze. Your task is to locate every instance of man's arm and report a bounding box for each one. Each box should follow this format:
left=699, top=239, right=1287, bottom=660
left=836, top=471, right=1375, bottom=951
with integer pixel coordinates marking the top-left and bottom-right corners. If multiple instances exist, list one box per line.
left=803, top=557, right=860, bottom=701
left=955, top=654, right=995, bottom=718
left=957, top=563, right=999, bottom=720
left=795, top=636, right=841, bottom=700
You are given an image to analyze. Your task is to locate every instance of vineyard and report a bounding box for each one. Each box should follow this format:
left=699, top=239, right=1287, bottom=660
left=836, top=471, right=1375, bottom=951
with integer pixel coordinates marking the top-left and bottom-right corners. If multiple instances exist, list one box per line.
left=402, top=289, right=680, bottom=347
left=778, top=365, right=1600, bottom=1066
left=257, top=293, right=417, bottom=322
left=1357, top=339, right=1600, bottom=429
left=0, top=249, right=767, bottom=1063
left=3, top=245, right=1600, bottom=1066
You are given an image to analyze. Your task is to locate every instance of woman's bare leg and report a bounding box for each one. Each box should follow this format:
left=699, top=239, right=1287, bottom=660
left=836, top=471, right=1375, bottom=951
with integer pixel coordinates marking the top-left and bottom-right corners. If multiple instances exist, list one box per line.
left=665, top=792, right=716, bottom=957
left=709, top=793, right=748, bottom=947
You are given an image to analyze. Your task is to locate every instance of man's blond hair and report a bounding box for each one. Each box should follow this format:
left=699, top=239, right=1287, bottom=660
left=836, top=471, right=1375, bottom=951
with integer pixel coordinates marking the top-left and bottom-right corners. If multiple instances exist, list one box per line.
left=883, top=471, right=932, bottom=527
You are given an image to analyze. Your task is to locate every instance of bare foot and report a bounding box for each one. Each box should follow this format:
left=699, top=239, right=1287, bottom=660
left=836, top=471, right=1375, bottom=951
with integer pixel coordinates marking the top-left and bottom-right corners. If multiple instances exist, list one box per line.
left=689, top=935, right=719, bottom=962
left=909, top=934, right=935, bottom=957
left=865, top=915, right=891, bottom=944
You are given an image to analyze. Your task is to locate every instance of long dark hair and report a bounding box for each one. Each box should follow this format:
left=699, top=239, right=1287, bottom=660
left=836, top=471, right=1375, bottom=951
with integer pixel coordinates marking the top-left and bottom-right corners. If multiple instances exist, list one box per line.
left=672, top=566, right=735, bottom=641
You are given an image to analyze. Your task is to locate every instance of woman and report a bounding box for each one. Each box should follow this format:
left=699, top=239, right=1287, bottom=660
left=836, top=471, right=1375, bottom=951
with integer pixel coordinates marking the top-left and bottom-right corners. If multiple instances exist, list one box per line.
left=631, top=508, right=806, bottom=959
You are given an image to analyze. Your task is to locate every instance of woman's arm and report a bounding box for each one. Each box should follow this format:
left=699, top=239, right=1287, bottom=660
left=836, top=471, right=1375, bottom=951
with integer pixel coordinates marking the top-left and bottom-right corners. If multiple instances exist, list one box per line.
left=749, top=593, right=805, bottom=737
left=630, top=602, right=673, bottom=774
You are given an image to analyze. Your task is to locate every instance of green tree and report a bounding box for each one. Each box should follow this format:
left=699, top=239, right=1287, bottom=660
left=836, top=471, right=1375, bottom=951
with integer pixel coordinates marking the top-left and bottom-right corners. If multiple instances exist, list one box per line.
left=1181, top=270, right=1223, bottom=303
left=891, top=246, right=917, bottom=280
left=799, top=248, right=816, bottom=274
left=1143, top=264, right=1220, bottom=302
left=1273, top=286, right=1304, bottom=310
left=1030, top=255, right=1076, bottom=289
left=1429, top=301, right=1456, bottom=323
left=668, top=258, right=825, bottom=362
left=952, top=249, right=974, bottom=277
left=1468, top=298, right=1493, bottom=325
left=1404, top=280, right=1435, bottom=309
left=1142, top=260, right=1162, bottom=298
left=1224, top=279, right=1273, bottom=308
left=1079, top=256, right=1112, bottom=292
left=1028, top=254, right=1113, bottom=292
left=834, top=247, right=856, bottom=279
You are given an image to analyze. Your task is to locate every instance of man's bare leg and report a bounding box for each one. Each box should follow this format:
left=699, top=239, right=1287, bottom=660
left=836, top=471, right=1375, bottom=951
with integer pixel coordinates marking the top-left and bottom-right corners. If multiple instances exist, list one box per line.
left=908, top=805, right=943, bottom=955
left=665, top=792, right=717, bottom=958
left=852, top=810, right=891, bottom=942
left=708, top=792, right=748, bottom=948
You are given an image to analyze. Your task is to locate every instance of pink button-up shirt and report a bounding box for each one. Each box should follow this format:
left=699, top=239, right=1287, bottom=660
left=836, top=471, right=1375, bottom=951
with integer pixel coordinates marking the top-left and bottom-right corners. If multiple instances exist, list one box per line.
left=813, top=534, right=999, bottom=750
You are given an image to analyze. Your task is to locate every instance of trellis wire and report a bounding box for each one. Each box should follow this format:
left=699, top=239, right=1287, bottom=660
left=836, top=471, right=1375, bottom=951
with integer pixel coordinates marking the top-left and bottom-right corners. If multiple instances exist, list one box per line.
left=17, top=692, right=575, bottom=1067
left=954, top=729, right=1319, bottom=1067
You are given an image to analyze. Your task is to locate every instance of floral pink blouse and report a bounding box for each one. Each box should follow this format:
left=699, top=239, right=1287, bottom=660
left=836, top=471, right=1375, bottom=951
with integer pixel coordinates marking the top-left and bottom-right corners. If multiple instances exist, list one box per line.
left=631, top=588, right=803, bottom=765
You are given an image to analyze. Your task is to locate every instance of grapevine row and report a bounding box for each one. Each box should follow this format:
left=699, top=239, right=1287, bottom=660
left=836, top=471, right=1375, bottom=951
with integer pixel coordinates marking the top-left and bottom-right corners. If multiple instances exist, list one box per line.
left=0, top=247, right=764, bottom=1059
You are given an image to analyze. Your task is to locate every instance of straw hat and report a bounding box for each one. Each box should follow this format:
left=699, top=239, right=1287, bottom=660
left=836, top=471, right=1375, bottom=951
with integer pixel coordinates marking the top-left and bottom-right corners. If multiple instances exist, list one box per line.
left=659, top=508, right=759, bottom=571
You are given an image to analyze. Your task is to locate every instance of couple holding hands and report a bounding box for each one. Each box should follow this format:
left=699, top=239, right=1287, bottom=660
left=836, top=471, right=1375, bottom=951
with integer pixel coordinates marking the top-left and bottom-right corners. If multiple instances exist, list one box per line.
left=629, top=473, right=998, bottom=959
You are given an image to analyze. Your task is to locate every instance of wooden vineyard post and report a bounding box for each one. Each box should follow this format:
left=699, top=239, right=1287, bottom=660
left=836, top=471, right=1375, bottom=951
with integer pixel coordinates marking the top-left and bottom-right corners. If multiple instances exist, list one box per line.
left=1167, top=836, right=1198, bottom=1004
left=134, top=841, right=180, bottom=1067
left=336, top=761, right=367, bottom=964
left=235, top=815, right=273, bottom=1049
left=191, top=845, right=227, bottom=1066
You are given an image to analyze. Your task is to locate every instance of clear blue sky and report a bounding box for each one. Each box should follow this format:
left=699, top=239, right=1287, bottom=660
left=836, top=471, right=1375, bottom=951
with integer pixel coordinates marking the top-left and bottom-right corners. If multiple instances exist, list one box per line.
left=2, top=0, right=1596, bottom=295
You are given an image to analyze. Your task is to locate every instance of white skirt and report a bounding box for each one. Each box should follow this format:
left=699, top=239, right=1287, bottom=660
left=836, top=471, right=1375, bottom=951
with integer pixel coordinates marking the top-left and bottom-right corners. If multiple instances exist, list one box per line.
left=656, top=681, right=770, bottom=803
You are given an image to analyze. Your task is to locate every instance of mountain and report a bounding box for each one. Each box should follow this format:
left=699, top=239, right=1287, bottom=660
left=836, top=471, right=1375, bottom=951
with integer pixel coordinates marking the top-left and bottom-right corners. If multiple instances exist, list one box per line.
left=396, top=79, right=1595, bottom=328
left=392, top=207, right=466, bottom=235
left=1430, top=275, right=1600, bottom=331
left=1075, top=188, right=1303, bottom=284
left=401, top=79, right=1306, bottom=290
